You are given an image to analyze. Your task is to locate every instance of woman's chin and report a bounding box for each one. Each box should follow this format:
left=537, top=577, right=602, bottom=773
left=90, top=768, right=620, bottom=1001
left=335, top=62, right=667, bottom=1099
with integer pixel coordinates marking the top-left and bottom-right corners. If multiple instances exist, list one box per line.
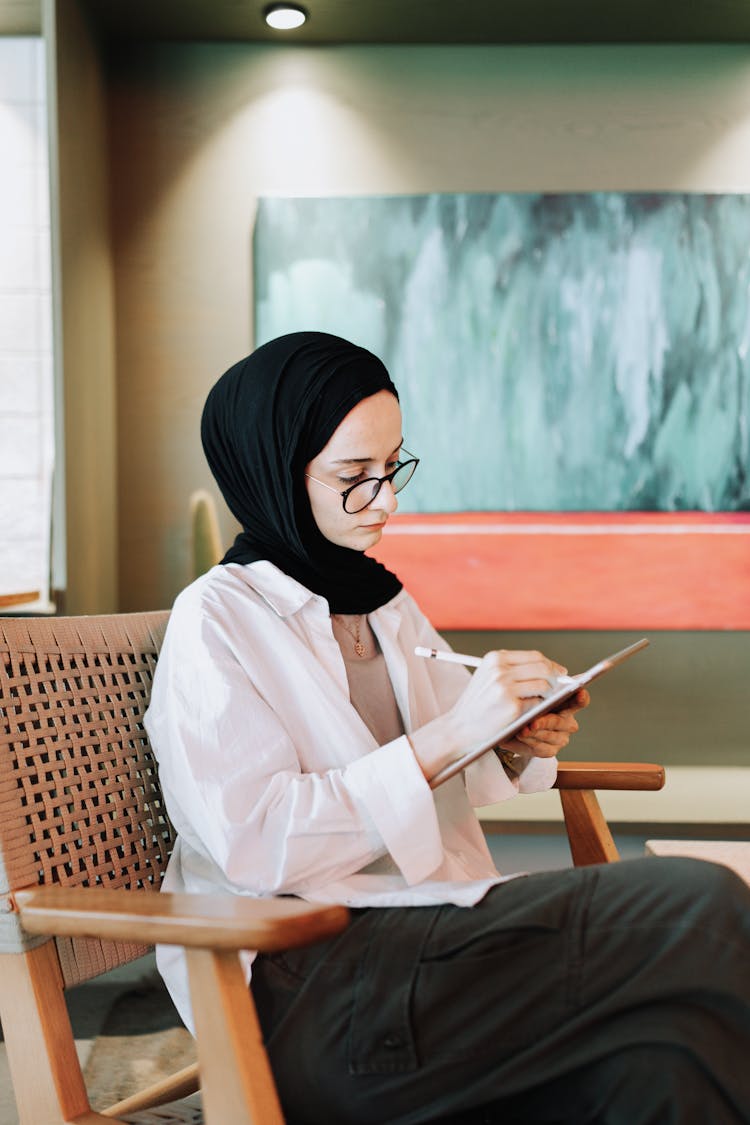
left=358, top=524, right=385, bottom=549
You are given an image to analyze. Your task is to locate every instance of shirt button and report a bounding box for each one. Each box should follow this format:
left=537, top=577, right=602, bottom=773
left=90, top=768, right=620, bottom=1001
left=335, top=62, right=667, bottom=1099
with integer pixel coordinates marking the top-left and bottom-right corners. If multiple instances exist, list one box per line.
left=382, top=1033, right=403, bottom=1049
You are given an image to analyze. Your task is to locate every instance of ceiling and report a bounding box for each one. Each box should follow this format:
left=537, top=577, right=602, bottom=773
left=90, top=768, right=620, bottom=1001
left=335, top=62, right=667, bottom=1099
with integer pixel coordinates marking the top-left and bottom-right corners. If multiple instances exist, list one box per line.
left=5, top=0, right=750, bottom=44
left=79, top=0, right=750, bottom=45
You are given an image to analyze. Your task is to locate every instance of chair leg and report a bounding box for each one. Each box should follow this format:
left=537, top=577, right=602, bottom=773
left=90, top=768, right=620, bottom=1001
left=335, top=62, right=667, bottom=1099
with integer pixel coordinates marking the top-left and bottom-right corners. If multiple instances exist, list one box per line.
left=0, top=942, right=94, bottom=1125
left=186, top=949, right=284, bottom=1125
left=103, top=1061, right=200, bottom=1117
left=559, top=789, right=620, bottom=866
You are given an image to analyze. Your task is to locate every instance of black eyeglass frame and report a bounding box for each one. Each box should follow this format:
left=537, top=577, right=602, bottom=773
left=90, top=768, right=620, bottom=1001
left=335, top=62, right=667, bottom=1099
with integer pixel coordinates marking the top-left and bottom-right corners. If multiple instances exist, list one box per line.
left=306, top=447, right=420, bottom=514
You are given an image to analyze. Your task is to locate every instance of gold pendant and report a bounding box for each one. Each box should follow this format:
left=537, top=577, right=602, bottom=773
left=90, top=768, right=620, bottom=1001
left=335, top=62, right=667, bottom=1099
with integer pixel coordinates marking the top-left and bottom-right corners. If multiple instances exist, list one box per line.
left=354, top=641, right=366, bottom=657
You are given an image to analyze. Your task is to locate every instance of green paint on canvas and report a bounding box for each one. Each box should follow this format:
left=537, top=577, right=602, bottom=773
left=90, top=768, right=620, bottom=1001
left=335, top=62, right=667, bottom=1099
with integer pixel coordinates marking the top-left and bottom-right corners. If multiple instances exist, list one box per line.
left=254, top=192, right=750, bottom=513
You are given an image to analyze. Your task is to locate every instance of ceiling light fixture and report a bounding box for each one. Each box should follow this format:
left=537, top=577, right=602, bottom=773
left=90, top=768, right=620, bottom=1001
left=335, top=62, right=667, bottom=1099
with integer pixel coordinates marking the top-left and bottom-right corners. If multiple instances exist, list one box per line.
left=264, top=3, right=308, bottom=30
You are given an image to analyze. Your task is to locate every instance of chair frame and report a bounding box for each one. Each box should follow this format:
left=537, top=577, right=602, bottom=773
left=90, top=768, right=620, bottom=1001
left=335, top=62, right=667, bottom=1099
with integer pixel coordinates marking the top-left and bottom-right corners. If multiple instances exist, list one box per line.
left=0, top=612, right=664, bottom=1124
left=5, top=888, right=347, bottom=1125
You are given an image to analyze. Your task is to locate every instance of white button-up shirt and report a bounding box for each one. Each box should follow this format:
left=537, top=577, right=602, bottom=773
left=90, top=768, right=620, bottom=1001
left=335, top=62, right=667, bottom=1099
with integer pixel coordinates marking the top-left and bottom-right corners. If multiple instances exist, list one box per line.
left=145, top=561, right=557, bottom=1028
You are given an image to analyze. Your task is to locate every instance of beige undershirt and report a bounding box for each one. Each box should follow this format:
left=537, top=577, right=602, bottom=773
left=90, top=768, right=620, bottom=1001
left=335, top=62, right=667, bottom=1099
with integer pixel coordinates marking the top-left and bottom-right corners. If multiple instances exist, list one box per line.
left=330, top=613, right=405, bottom=746
left=331, top=614, right=521, bottom=820
left=331, top=613, right=405, bottom=876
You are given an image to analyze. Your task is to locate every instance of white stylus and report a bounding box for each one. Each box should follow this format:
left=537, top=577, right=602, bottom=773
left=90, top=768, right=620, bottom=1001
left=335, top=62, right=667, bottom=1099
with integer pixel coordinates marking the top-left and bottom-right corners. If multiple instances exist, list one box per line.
left=414, top=646, right=483, bottom=668
left=414, top=645, right=580, bottom=686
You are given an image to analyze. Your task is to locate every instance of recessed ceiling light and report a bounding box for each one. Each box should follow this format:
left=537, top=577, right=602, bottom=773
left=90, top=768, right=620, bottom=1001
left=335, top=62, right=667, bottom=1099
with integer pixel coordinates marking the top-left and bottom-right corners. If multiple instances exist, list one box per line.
left=264, top=3, right=308, bottom=30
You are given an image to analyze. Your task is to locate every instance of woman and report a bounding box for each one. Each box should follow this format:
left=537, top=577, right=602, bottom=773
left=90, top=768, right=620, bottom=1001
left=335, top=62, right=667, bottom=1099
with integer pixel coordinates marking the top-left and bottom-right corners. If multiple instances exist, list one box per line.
left=146, top=331, right=750, bottom=1125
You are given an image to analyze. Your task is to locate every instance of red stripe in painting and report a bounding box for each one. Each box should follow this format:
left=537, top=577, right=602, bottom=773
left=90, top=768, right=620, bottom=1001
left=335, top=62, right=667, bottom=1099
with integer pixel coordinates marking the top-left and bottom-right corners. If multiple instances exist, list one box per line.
left=369, top=512, right=750, bottom=629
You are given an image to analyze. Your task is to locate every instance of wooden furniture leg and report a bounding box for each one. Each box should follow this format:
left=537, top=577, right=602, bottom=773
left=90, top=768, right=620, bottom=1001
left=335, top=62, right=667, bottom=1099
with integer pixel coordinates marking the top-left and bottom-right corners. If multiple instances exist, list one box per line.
left=558, top=789, right=620, bottom=865
left=555, top=762, right=666, bottom=866
left=0, top=942, right=124, bottom=1125
left=186, top=948, right=284, bottom=1125
left=103, top=1063, right=200, bottom=1118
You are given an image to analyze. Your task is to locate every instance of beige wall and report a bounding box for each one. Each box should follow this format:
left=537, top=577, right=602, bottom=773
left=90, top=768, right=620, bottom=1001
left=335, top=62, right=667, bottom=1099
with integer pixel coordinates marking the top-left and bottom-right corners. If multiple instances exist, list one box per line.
left=445, top=630, right=748, bottom=769
left=47, top=0, right=117, bottom=613
left=103, top=42, right=750, bottom=770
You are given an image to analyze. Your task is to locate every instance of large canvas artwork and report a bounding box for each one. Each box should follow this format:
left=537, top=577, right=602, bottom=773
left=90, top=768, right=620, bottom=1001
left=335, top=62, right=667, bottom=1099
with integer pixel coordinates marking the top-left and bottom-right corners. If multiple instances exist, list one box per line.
left=254, top=193, right=750, bottom=629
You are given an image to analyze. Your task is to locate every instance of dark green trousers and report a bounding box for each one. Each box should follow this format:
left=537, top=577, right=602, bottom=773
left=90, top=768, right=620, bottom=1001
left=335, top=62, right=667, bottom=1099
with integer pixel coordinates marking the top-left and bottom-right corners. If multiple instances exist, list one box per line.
left=251, top=857, right=750, bottom=1124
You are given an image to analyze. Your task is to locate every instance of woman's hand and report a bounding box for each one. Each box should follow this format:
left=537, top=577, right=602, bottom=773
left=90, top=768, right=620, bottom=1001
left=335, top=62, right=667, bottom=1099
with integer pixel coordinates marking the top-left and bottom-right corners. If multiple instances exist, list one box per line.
left=446, top=649, right=568, bottom=751
left=500, top=688, right=591, bottom=759
left=410, top=649, right=573, bottom=780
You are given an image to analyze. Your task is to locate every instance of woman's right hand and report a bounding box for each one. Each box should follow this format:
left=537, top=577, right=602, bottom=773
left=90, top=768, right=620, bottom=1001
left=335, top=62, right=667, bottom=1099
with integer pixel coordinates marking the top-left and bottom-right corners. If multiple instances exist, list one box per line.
left=409, top=649, right=566, bottom=781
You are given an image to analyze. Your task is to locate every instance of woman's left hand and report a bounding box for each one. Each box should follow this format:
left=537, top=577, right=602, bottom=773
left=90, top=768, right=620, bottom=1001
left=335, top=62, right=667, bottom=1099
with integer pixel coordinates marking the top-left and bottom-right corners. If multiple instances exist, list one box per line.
left=499, top=688, right=590, bottom=758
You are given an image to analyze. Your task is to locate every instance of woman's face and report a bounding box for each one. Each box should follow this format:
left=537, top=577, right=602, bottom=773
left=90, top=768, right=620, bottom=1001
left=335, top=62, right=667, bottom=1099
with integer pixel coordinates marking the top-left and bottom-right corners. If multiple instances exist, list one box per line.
left=305, top=390, right=403, bottom=551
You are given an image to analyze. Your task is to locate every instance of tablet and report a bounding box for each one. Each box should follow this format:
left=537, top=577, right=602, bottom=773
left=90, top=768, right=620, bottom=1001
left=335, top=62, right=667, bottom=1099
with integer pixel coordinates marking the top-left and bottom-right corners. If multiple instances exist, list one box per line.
left=428, top=637, right=650, bottom=789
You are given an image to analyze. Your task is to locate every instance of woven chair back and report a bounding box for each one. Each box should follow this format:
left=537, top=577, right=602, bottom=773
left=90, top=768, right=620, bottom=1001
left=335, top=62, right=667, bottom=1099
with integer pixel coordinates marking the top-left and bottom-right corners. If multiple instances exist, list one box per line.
left=0, top=611, right=174, bottom=987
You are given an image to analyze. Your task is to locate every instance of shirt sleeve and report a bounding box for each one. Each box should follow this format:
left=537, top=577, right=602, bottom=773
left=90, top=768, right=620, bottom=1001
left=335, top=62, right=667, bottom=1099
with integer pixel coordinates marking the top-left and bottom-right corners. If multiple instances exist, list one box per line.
left=145, top=605, right=444, bottom=896
left=463, top=746, right=558, bottom=805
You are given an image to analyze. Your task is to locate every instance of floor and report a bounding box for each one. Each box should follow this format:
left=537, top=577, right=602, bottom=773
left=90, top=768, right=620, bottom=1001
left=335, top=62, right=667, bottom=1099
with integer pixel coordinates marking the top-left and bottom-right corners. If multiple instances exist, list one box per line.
left=485, top=828, right=649, bottom=872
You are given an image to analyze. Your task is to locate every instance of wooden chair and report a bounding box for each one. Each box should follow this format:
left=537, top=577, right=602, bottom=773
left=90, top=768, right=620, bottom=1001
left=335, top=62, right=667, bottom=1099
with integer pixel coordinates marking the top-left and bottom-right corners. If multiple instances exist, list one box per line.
left=0, top=613, right=665, bottom=1125
left=0, top=613, right=347, bottom=1125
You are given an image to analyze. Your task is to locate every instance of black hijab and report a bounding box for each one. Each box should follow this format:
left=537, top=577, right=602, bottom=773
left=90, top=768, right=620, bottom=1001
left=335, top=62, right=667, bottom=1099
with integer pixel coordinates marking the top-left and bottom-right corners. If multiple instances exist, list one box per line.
left=201, top=331, right=403, bottom=614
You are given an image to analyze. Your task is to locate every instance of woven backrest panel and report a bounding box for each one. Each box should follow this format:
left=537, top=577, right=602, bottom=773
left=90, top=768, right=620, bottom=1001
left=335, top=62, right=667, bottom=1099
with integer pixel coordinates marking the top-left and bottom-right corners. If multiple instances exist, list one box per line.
left=0, top=612, right=174, bottom=982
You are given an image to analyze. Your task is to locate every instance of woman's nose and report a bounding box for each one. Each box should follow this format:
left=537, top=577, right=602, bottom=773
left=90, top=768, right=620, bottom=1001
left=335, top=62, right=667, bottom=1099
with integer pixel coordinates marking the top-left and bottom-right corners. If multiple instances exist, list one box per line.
left=378, top=478, right=399, bottom=514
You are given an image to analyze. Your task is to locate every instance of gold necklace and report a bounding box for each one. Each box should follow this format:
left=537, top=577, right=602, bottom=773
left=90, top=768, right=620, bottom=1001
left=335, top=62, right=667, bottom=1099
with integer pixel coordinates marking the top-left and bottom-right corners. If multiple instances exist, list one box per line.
left=334, top=614, right=366, bottom=658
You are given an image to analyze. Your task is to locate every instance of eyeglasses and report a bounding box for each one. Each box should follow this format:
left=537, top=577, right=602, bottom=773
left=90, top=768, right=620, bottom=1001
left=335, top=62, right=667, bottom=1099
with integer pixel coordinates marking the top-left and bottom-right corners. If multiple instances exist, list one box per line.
left=306, top=448, right=419, bottom=514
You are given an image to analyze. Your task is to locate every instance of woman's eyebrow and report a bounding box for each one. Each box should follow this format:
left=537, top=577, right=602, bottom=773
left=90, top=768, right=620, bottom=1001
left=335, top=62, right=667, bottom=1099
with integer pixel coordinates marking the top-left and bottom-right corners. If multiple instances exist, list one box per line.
left=330, top=442, right=404, bottom=466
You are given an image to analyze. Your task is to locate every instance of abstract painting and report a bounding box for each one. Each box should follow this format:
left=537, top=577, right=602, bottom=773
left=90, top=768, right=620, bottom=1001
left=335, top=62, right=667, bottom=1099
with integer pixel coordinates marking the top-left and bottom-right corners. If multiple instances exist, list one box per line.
left=254, top=193, right=750, bottom=628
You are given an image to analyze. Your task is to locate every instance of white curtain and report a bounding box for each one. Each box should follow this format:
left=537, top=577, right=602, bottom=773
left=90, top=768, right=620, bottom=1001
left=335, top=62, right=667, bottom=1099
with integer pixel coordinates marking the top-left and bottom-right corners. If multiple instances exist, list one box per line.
left=0, top=37, right=54, bottom=608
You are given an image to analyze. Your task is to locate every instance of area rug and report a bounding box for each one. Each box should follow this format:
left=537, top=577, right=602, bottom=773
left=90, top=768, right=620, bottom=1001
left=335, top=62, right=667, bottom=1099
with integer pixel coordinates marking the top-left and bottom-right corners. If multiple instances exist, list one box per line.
left=83, top=971, right=197, bottom=1110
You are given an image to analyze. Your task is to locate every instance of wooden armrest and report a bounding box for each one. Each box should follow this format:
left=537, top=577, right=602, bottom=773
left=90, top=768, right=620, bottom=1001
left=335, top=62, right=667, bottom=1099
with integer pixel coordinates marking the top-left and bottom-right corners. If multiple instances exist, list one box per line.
left=13, top=887, right=349, bottom=951
left=555, top=761, right=665, bottom=791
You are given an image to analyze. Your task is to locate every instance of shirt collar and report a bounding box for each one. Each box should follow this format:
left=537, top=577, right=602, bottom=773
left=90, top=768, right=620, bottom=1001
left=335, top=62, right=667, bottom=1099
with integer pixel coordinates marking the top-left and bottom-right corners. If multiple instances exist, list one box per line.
left=226, top=560, right=322, bottom=618
left=226, top=560, right=408, bottom=623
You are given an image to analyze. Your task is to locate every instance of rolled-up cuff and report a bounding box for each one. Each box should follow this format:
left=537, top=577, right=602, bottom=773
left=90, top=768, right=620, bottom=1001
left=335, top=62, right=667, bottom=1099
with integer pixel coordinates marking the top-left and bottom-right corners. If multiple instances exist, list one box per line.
left=344, top=735, right=444, bottom=885
left=464, top=748, right=521, bottom=806
left=465, top=748, right=558, bottom=804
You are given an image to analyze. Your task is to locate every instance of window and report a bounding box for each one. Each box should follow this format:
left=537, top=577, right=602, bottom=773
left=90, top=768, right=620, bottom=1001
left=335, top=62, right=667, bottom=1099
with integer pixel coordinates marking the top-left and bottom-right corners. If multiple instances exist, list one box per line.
left=0, top=37, right=54, bottom=610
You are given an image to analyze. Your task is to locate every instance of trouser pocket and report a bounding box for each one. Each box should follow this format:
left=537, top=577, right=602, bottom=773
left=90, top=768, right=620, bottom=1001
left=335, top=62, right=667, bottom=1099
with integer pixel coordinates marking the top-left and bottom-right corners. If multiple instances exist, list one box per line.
left=346, top=905, right=442, bottom=1076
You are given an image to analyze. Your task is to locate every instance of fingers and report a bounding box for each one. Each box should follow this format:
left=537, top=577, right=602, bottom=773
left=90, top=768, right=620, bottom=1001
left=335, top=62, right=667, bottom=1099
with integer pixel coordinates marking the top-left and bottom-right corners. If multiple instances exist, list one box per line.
left=453, top=650, right=581, bottom=760
left=513, top=696, right=586, bottom=756
left=483, top=652, right=566, bottom=675
left=504, top=732, right=561, bottom=758
left=514, top=724, right=574, bottom=754
left=481, top=648, right=568, bottom=697
left=516, top=678, right=557, bottom=699
left=566, top=688, right=590, bottom=713
left=526, top=710, right=580, bottom=734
